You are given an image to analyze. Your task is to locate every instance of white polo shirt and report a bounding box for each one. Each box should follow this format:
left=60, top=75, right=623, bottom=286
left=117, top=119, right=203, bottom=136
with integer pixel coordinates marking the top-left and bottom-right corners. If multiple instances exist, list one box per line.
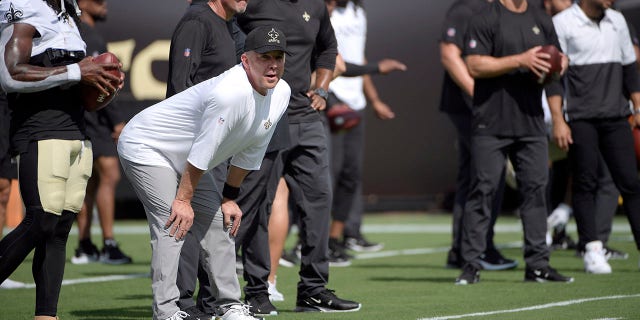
left=118, top=64, right=291, bottom=174
left=553, top=4, right=637, bottom=120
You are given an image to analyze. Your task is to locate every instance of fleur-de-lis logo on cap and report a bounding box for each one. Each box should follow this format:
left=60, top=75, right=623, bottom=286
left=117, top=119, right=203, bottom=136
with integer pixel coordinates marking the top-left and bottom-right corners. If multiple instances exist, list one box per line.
left=268, top=28, right=280, bottom=44
left=5, top=3, right=24, bottom=23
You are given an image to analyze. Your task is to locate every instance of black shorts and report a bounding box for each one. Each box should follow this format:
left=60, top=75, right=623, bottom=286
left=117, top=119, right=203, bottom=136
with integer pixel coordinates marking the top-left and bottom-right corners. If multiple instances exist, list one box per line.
left=85, top=111, right=118, bottom=159
left=0, top=155, right=17, bottom=180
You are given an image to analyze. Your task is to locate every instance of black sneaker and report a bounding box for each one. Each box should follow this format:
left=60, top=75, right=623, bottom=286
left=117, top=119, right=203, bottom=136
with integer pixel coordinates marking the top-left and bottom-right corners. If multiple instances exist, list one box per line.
left=181, top=305, right=211, bottom=320
left=445, top=249, right=463, bottom=269
left=551, top=229, right=577, bottom=250
left=71, top=239, right=100, bottom=264
left=525, top=266, right=574, bottom=283
left=344, top=236, right=384, bottom=252
left=100, top=239, right=133, bottom=265
left=328, top=238, right=352, bottom=267
left=455, top=263, right=480, bottom=285
left=478, top=247, right=518, bottom=271
left=246, top=293, right=278, bottom=316
left=604, top=246, right=629, bottom=260
left=279, top=244, right=300, bottom=267
left=294, top=289, right=361, bottom=312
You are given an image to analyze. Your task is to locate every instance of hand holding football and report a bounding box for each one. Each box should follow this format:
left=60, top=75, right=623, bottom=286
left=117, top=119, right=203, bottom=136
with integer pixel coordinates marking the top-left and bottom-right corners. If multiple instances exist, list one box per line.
left=536, top=45, right=563, bottom=85
left=81, top=52, right=122, bottom=112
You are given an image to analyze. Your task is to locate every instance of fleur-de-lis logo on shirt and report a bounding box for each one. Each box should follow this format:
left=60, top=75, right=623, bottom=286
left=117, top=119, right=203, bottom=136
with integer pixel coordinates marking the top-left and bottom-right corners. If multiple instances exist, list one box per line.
left=302, top=11, right=310, bottom=22
left=5, top=3, right=24, bottom=23
left=264, top=119, right=272, bottom=130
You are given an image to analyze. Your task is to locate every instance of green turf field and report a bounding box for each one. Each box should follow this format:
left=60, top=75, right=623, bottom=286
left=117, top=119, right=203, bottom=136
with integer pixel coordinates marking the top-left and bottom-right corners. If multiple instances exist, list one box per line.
left=2, top=213, right=640, bottom=320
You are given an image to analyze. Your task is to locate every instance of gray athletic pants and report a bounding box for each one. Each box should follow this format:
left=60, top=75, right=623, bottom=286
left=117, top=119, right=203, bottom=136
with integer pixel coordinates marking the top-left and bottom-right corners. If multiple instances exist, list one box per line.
left=461, top=135, right=550, bottom=270
left=119, top=158, right=241, bottom=320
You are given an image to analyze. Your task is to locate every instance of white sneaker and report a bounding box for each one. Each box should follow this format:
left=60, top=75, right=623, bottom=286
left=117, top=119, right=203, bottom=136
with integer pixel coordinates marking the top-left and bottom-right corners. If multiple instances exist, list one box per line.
left=0, top=278, right=26, bottom=289
left=584, top=240, right=612, bottom=274
left=164, top=310, right=189, bottom=320
left=545, top=231, right=552, bottom=247
left=219, top=304, right=260, bottom=320
left=268, top=278, right=284, bottom=302
left=547, top=203, right=571, bottom=232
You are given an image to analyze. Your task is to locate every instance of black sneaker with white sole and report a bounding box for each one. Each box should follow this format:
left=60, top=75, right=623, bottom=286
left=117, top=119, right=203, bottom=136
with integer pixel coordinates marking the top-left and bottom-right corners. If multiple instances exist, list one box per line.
left=344, top=236, right=384, bottom=252
left=525, top=266, right=574, bottom=283
left=246, top=293, right=278, bottom=316
left=294, top=289, right=361, bottom=312
left=181, top=305, right=211, bottom=320
left=455, top=263, right=480, bottom=285
left=478, top=247, right=518, bottom=271
left=100, top=239, right=133, bottom=265
left=71, top=239, right=100, bottom=264
left=604, top=246, right=629, bottom=260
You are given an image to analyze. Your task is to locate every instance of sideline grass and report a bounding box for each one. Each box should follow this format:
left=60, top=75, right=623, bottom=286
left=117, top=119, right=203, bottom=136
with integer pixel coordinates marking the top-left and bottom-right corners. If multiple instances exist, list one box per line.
left=1, top=213, right=639, bottom=320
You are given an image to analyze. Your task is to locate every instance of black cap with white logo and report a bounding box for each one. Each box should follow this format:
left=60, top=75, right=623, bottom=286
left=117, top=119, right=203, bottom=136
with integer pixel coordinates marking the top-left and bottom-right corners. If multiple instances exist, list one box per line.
left=243, top=26, right=287, bottom=54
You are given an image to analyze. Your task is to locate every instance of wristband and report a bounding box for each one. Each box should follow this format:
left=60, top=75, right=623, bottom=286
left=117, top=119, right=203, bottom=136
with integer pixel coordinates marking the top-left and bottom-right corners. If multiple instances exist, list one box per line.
left=222, top=183, right=240, bottom=200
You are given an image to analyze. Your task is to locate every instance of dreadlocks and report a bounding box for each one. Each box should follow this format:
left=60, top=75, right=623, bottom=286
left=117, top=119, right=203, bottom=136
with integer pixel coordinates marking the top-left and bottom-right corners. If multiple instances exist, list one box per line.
left=43, top=0, right=81, bottom=25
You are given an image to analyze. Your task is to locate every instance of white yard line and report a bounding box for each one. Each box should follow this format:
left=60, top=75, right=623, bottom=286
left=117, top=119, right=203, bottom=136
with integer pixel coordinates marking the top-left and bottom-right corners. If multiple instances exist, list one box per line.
left=1, top=273, right=150, bottom=290
left=418, top=294, right=640, bottom=320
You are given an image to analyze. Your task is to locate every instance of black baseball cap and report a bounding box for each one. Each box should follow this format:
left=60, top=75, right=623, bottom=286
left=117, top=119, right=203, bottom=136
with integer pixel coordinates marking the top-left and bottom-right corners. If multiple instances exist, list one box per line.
left=243, top=26, right=287, bottom=54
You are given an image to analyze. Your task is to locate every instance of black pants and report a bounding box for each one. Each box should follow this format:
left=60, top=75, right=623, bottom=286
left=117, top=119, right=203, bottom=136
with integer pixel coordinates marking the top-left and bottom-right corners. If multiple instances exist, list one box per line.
left=330, top=111, right=365, bottom=223
left=568, top=117, right=640, bottom=250
left=461, top=135, right=550, bottom=269
left=0, top=142, right=77, bottom=316
left=447, top=113, right=505, bottom=255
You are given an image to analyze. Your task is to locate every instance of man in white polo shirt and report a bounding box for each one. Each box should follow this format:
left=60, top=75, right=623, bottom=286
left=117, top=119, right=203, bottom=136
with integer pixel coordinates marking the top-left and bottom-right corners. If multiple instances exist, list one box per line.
left=117, top=26, right=290, bottom=320
left=550, top=0, right=640, bottom=274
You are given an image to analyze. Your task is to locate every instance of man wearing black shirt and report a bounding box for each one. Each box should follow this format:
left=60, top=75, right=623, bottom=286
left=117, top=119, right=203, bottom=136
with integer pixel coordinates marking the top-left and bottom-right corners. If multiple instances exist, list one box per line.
left=166, top=1, right=259, bottom=319
left=236, top=0, right=360, bottom=312
left=439, top=0, right=518, bottom=271
left=455, top=0, right=573, bottom=285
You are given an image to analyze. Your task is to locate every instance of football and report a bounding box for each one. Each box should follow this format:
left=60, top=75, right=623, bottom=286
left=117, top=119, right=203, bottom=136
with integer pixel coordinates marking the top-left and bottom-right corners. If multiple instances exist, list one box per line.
left=326, top=103, right=361, bottom=133
left=536, top=45, right=563, bottom=85
left=81, top=52, right=121, bottom=112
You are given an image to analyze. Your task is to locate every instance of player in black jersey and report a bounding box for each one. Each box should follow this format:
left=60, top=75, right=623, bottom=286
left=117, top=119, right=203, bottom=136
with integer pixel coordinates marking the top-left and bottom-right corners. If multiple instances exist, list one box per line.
left=0, top=0, right=122, bottom=317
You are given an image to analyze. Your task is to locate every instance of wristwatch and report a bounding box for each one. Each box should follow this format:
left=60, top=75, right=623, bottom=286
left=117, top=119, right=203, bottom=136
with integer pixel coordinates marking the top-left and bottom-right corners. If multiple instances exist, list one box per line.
left=313, top=87, right=329, bottom=101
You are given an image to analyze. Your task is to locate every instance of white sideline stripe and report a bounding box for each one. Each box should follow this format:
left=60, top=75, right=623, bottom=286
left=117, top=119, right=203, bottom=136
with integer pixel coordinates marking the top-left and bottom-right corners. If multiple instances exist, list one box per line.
left=355, top=241, right=523, bottom=260
left=2, top=273, right=150, bottom=290
left=418, top=294, right=640, bottom=320
left=3, top=222, right=631, bottom=235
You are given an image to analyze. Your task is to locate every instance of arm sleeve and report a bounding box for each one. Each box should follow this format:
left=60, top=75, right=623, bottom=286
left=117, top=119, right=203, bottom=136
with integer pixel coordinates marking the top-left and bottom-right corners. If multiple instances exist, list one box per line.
left=0, top=27, right=81, bottom=93
left=166, top=20, right=207, bottom=97
left=313, top=5, right=338, bottom=71
left=342, top=62, right=379, bottom=77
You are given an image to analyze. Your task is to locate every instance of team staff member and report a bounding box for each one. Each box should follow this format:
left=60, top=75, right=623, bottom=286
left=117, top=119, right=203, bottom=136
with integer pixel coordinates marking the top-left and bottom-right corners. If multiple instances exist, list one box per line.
left=237, top=0, right=361, bottom=312
left=455, top=0, right=573, bottom=285
left=551, top=0, right=640, bottom=274
left=0, top=0, right=122, bottom=318
left=117, top=26, right=290, bottom=320
left=439, top=0, right=518, bottom=271
left=71, top=0, right=132, bottom=266
left=166, top=0, right=252, bottom=318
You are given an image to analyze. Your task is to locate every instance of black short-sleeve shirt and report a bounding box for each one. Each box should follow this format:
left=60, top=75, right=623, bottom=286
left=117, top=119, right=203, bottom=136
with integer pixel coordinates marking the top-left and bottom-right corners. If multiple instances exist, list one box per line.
left=464, top=1, right=561, bottom=137
left=439, top=0, right=490, bottom=115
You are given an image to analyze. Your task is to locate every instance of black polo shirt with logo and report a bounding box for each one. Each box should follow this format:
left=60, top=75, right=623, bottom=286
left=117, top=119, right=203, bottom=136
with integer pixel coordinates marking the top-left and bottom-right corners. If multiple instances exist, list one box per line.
left=464, top=1, right=562, bottom=137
